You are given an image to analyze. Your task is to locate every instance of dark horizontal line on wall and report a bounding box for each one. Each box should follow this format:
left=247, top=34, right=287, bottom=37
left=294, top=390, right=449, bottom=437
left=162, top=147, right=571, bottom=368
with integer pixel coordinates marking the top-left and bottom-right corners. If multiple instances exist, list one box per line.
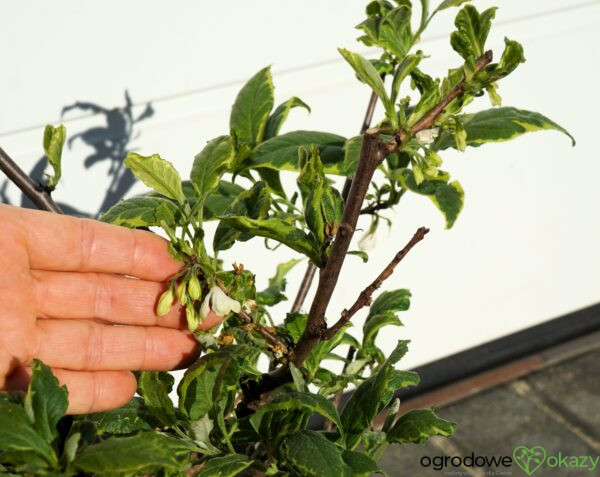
left=2, top=0, right=598, bottom=139
left=315, top=302, right=600, bottom=428
left=394, top=301, right=600, bottom=402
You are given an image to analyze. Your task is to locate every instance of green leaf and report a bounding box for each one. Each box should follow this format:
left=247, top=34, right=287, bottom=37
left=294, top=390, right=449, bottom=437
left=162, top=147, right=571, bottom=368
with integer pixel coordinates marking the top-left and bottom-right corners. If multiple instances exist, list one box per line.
left=24, top=360, right=68, bottom=445
left=213, top=181, right=271, bottom=251
left=450, top=5, right=496, bottom=59
left=303, top=326, right=349, bottom=379
left=397, top=170, right=464, bottom=228
left=270, top=258, right=303, bottom=287
left=0, top=400, right=56, bottom=468
left=299, top=146, right=344, bottom=247
left=342, top=449, right=387, bottom=476
left=265, top=97, right=311, bottom=139
left=378, top=6, right=412, bottom=60
left=289, top=363, right=309, bottom=393
left=250, top=392, right=344, bottom=439
left=178, top=345, right=260, bottom=420
left=124, top=152, right=185, bottom=204
left=86, top=398, right=153, bottom=435
left=482, top=38, right=526, bottom=85
left=434, top=107, right=575, bottom=150
left=348, top=250, right=369, bottom=262
left=362, top=313, right=403, bottom=361
left=387, top=408, right=456, bottom=444
left=368, top=289, right=411, bottom=318
left=137, top=371, right=176, bottom=427
left=341, top=135, right=363, bottom=176
left=408, top=80, right=442, bottom=127
left=341, top=340, right=410, bottom=448
left=99, top=196, right=181, bottom=228
left=245, top=130, right=347, bottom=174
left=191, top=135, right=236, bottom=201
left=256, top=258, right=302, bottom=306
left=257, top=168, right=286, bottom=198
left=196, top=454, right=254, bottom=477
left=62, top=431, right=81, bottom=465
left=281, top=312, right=308, bottom=343
left=202, top=180, right=245, bottom=220
left=42, top=124, right=66, bottom=189
left=230, top=66, right=274, bottom=147
left=282, top=430, right=345, bottom=477
left=362, top=430, right=389, bottom=461
left=391, top=53, right=423, bottom=105
left=437, top=0, right=472, bottom=11
left=338, top=48, right=397, bottom=128
left=217, top=216, right=321, bottom=265
left=73, top=432, right=192, bottom=474
left=189, top=414, right=220, bottom=455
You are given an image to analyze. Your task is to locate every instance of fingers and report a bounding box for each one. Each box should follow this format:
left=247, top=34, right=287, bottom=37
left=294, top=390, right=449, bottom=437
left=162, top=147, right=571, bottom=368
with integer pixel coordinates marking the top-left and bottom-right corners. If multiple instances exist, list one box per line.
left=5, top=366, right=137, bottom=414
left=3, top=204, right=181, bottom=280
left=32, top=270, right=185, bottom=328
left=57, top=369, right=137, bottom=414
left=34, top=319, right=199, bottom=371
left=31, top=270, right=224, bottom=330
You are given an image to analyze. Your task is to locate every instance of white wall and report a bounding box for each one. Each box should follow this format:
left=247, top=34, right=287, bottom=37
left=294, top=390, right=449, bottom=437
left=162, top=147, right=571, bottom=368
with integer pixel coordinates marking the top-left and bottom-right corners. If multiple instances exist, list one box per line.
left=1, top=1, right=599, bottom=369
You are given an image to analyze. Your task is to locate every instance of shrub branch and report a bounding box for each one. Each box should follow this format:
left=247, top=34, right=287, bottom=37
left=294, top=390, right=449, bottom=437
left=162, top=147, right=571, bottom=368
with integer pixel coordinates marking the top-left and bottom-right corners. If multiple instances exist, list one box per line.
left=241, top=51, right=494, bottom=407
left=291, top=89, right=379, bottom=313
left=0, top=147, right=62, bottom=213
left=323, top=226, right=429, bottom=340
left=387, top=50, right=494, bottom=153
left=291, top=129, right=384, bottom=366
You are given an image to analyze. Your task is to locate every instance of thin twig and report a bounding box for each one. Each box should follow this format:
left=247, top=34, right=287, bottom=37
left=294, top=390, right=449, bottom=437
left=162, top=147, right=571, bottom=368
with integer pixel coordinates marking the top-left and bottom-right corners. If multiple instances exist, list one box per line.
left=236, top=310, right=287, bottom=352
left=324, top=227, right=428, bottom=431
left=387, top=50, right=493, bottom=152
left=291, top=90, right=379, bottom=313
left=0, top=146, right=62, bottom=213
left=323, top=227, right=429, bottom=339
left=290, top=262, right=317, bottom=312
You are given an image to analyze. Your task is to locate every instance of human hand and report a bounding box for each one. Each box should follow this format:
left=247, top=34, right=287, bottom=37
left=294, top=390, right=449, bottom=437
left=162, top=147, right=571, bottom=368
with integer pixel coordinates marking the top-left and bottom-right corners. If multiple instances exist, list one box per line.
left=0, top=204, right=222, bottom=414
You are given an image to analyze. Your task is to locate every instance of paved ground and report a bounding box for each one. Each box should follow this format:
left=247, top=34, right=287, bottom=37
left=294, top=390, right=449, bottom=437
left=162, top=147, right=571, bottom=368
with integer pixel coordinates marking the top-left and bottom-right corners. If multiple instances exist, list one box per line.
left=379, top=349, right=600, bottom=476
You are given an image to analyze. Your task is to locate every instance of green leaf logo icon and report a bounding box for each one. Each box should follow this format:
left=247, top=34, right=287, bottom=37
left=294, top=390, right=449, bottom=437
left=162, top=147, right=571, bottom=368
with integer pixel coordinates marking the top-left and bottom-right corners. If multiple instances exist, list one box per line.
left=513, top=446, right=546, bottom=475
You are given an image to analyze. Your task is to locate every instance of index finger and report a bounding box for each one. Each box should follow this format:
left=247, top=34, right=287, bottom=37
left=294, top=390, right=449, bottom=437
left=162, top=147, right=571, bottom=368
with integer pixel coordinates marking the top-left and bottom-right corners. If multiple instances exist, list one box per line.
left=3, top=204, right=182, bottom=281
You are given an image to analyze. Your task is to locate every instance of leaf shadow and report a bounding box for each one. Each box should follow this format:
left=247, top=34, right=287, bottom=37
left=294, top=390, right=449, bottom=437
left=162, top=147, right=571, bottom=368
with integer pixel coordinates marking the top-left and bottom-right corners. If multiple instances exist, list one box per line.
left=2, top=90, right=153, bottom=218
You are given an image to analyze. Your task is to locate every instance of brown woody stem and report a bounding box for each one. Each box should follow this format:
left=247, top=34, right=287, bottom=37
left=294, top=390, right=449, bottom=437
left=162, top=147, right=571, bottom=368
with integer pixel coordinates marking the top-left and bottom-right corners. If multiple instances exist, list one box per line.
left=323, top=227, right=429, bottom=340
left=233, top=52, right=495, bottom=408
left=0, top=146, right=62, bottom=213
left=291, top=130, right=384, bottom=367
left=291, top=89, right=379, bottom=313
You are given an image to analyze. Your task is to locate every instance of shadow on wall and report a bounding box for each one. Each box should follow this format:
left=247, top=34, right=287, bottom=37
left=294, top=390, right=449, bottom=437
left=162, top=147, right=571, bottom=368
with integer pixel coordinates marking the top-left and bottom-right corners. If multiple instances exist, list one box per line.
left=1, top=91, right=153, bottom=217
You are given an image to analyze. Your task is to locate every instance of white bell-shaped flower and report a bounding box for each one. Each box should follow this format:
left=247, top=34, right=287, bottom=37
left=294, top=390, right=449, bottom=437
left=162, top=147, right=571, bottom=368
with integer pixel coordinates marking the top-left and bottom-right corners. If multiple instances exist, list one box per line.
left=199, top=286, right=242, bottom=320
left=415, top=127, right=439, bottom=146
left=358, top=229, right=377, bottom=252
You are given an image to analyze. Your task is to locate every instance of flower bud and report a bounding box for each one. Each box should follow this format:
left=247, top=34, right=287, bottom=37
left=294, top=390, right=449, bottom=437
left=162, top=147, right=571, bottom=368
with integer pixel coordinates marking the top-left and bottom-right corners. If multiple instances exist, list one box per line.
left=176, top=279, right=187, bottom=306
left=185, top=304, right=200, bottom=332
left=156, top=288, right=174, bottom=316
left=413, top=164, right=425, bottom=185
left=188, top=274, right=201, bottom=301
